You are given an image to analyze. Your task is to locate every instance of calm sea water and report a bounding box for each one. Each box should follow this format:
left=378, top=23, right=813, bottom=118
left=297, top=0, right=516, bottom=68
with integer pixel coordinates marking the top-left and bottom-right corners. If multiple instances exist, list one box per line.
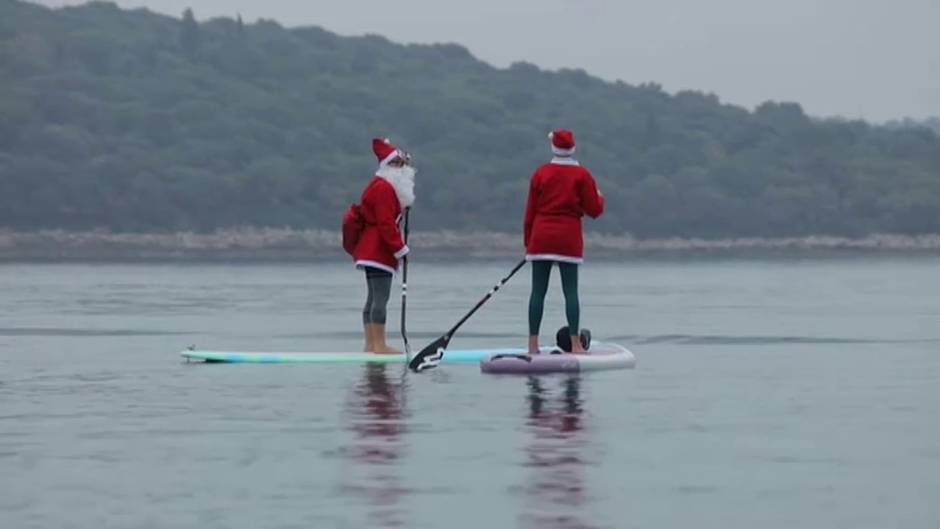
left=1, top=257, right=938, bottom=528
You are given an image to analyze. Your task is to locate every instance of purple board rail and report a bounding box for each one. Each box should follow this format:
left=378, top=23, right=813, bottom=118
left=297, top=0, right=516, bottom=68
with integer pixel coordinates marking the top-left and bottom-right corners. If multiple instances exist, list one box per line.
left=479, top=342, right=635, bottom=374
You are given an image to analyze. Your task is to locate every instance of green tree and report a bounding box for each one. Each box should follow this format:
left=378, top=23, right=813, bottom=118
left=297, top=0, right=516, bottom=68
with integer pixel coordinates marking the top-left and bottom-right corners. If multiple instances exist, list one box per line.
left=180, top=8, right=199, bottom=58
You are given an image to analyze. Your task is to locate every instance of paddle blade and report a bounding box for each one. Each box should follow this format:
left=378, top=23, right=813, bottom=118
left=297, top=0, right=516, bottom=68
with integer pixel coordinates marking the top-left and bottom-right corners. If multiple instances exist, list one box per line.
left=408, top=335, right=449, bottom=372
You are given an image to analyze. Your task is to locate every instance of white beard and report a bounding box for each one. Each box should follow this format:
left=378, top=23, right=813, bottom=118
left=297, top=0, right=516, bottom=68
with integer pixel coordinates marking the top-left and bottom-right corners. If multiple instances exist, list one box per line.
left=376, top=165, right=416, bottom=208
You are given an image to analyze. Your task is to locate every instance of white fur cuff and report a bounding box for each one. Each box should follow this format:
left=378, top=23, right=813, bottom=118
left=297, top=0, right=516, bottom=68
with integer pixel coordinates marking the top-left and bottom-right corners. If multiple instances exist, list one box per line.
left=394, top=245, right=410, bottom=259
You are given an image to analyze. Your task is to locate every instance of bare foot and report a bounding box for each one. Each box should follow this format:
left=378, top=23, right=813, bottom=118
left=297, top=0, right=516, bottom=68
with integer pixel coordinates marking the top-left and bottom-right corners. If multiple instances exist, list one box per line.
left=363, top=324, right=375, bottom=352
left=527, top=335, right=540, bottom=355
left=570, top=336, right=588, bottom=355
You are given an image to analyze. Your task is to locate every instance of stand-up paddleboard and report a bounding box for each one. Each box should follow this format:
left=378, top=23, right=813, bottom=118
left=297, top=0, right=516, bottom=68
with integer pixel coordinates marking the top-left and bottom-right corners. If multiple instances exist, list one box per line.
left=479, top=342, right=635, bottom=374
left=181, top=349, right=485, bottom=364
left=181, top=347, right=530, bottom=364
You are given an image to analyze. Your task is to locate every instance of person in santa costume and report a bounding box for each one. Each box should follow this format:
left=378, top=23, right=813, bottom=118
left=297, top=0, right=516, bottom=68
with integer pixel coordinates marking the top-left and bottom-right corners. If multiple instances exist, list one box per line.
left=353, top=138, right=415, bottom=353
left=523, top=129, right=605, bottom=354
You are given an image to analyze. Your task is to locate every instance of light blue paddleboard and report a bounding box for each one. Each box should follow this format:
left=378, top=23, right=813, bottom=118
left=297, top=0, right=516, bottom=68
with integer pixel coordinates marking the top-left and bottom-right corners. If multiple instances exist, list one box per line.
left=180, top=347, right=532, bottom=364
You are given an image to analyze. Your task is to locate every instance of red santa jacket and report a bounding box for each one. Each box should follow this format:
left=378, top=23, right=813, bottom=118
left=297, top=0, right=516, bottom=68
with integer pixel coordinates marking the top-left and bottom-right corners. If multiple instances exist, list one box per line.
left=523, top=158, right=605, bottom=263
left=353, top=177, right=409, bottom=274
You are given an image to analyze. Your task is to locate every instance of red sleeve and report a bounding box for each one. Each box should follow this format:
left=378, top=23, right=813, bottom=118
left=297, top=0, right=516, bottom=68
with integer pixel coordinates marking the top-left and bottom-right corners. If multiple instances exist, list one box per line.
left=523, top=171, right=539, bottom=246
left=374, top=184, right=408, bottom=257
left=579, top=169, right=605, bottom=219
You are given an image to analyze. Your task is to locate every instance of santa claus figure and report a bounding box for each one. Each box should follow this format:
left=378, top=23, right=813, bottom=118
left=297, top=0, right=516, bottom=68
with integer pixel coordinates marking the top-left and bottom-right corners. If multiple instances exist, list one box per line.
left=353, top=137, right=416, bottom=353
left=523, top=129, right=605, bottom=355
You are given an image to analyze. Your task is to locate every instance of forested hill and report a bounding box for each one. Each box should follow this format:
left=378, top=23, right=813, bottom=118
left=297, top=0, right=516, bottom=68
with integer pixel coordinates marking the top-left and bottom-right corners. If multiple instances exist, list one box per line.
left=2, top=0, right=940, bottom=238
left=887, top=117, right=940, bottom=138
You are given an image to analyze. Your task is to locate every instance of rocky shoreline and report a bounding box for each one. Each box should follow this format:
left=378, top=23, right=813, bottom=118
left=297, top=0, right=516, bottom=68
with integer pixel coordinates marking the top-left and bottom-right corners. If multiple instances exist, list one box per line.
left=2, top=228, right=940, bottom=261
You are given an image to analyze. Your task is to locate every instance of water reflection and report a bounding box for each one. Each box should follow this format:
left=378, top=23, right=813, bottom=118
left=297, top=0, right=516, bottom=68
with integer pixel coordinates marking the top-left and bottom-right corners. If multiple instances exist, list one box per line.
left=521, top=375, right=598, bottom=529
left=342, top=363, right=410, bottom=527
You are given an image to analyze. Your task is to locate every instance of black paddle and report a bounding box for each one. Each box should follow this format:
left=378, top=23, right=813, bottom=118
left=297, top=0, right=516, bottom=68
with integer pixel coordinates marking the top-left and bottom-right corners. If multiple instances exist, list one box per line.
left=408, top=258, right=528, bottom=372
left=400, top=207, right=411, bottom=357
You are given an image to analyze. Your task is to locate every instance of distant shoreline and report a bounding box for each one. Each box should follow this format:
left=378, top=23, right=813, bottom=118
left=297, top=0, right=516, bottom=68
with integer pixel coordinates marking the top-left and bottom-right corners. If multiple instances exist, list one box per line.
left=3, top=229, right=940, bottom=262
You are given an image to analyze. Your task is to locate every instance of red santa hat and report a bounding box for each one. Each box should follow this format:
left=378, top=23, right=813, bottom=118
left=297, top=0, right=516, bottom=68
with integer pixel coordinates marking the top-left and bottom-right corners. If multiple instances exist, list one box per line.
left=372, top=137, right=406, bottom=167
left=549, top=129, right=576, bottom=156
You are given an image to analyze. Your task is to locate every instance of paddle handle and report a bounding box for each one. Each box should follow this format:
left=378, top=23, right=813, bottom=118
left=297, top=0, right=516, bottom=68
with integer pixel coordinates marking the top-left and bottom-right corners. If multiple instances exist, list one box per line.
left=400, top=208, right=411, bottom=355
left=444, top=258, right=527, bottom=338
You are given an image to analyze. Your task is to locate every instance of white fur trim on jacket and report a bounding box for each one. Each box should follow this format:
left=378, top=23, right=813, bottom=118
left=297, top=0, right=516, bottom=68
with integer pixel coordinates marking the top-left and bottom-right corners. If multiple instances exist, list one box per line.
left=525, top=253, right=584, bottom=264
left=355, top=260, right=398, bottom=275
left=550, top=157, right=580, bottom=166
left=393, top=245, right=409, bottom=259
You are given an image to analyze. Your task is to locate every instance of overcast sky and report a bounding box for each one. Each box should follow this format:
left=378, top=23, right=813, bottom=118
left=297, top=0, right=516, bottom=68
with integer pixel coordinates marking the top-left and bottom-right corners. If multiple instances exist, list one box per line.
left=35, top=0, right=940, bottom=122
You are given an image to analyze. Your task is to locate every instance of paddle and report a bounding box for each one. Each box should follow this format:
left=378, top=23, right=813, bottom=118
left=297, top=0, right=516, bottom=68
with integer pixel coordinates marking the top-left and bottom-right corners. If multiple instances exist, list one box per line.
left=400, top=207, right=411, bottom=357
left=408, top=258, right=528, bottom=372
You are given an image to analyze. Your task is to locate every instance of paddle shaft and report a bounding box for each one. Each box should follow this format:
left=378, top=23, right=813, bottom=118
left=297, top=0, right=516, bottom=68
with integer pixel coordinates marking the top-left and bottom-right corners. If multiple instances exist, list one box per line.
left=399, top=208, right=411, bottom=355
left=408, top=258, right=528, bottom=372
left=441, top=258, right=527, bottom=342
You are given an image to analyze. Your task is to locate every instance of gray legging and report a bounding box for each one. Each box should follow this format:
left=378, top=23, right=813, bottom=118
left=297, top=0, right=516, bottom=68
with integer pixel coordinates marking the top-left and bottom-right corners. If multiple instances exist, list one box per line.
left=362, top=267, right=393, bottom=324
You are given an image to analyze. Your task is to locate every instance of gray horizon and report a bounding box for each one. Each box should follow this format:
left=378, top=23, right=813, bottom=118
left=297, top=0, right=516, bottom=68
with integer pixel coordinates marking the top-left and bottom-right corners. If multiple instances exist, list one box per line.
left=32, top=0, right=940, bottom=123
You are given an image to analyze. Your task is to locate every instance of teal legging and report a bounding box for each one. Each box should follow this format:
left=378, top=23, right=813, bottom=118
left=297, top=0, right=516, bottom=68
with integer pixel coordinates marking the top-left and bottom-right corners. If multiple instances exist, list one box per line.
left=528, top=260, right=579, bottom=336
